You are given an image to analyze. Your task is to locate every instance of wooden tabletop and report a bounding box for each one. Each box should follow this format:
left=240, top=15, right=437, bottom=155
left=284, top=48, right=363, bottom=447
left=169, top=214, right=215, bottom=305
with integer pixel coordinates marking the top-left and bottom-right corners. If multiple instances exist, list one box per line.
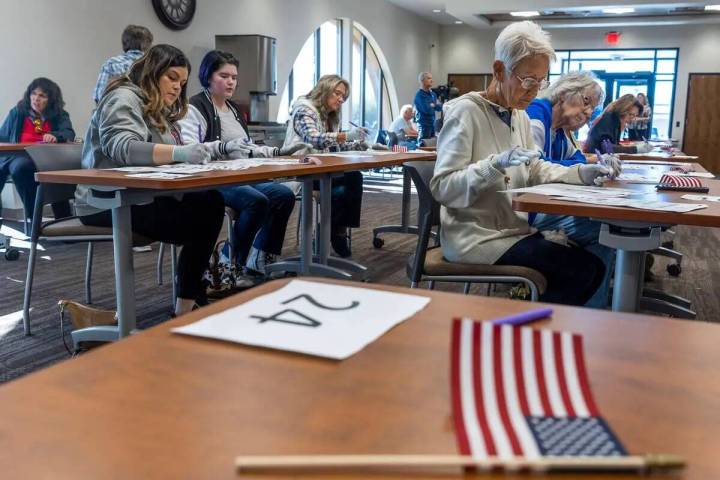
left=513, top=162, right=720, bottom=228
left=0, top=278, right=717, bottom=479
left=34, top=152, right=436, bottom=190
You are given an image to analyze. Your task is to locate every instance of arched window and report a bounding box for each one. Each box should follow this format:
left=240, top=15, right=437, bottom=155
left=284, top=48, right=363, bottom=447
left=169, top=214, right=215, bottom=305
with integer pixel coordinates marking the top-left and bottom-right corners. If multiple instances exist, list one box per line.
left=277, top=19, right=395, bottom=139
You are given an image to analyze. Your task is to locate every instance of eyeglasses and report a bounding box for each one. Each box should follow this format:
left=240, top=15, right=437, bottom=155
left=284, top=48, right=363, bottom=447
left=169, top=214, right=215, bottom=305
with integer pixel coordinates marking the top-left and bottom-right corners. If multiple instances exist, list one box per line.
left=331, top=89, right=348, bottom=101
left=515, top=75, right=549, bottom=91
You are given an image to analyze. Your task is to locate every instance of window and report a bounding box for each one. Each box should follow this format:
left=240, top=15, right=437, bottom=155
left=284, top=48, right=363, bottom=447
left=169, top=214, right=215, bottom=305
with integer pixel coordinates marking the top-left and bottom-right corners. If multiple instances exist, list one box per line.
left=277, top=19, right=395, bottom=139
left=551, top=48, right=679, bottom=139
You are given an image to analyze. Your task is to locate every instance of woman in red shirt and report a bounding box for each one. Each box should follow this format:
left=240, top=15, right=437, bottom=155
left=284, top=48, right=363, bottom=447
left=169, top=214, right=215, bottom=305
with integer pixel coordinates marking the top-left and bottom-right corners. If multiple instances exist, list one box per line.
left=0, top=78, right=76, bottom=220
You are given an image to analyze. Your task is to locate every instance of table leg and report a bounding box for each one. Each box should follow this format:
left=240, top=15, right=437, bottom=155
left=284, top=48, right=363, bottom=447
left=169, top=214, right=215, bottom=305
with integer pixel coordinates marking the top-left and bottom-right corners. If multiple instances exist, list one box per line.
left=112, top=204, right=136, bottom=338
left=611, top=249, right=645, bottom=312
left=318, top=174, right=332, bottom=264
left=400, top=167, right=411, bottom=232
left=300, top=178, right=314, bottom=275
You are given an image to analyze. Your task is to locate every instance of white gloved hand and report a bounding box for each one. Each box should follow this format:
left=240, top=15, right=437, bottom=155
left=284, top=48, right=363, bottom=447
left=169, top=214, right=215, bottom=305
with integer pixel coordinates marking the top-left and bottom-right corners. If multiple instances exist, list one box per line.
left=598, top=153, right=622, bottom=179
left=579, top=164, right=612, bottom=186
left=225, top=137, right=255, bottom=157
left=276, top=142, right=312, bottom=156
left=346, top=126, right=369, bottom=142
left=492, top=147, right=540, bottom=171
left=171, top=144, right=212, bottom=164
left=635, top=141, right=652, bottom=154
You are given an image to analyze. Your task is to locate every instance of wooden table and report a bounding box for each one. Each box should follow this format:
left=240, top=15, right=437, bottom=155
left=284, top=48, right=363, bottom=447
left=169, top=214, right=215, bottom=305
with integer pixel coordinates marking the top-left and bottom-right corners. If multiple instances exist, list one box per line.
left=513, top=162, right=720, bottom=312
left=0, top=278, right=717, bottom=479
left=34, top=152, right=435, bottom=345
left=0, top=141, right=70, bottom=152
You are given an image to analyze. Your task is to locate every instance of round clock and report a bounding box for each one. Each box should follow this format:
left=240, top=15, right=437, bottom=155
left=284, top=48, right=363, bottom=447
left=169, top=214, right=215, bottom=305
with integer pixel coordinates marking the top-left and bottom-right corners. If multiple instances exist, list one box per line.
left=152, top=0, right=196, bottom=31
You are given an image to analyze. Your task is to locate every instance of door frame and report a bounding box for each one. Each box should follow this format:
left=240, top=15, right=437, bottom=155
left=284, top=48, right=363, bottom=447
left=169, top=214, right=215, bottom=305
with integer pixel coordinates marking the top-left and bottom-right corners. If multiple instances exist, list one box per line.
left=682, top=72, right=720, bottom=153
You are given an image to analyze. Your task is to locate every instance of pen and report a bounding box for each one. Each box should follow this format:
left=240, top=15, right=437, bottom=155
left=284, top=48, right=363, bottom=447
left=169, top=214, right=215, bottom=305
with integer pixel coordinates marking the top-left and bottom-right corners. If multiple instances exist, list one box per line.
left=198, top=124, right=202, bottom=143
left=491, top=307, right=553, bottom=326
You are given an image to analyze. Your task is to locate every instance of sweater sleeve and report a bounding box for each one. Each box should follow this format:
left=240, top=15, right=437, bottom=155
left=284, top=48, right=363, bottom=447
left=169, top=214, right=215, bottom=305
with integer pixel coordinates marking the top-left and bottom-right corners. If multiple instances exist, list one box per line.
left=292, top=106, right=341, bottom=149
left=97, top=90, right=156, bottom=166
left=0, top=108, right=17, bottom=143
left=49, top=111, right=75, bottom=143
left=429, top=109, right=506, bottom=209
left=177, top=105, right=207, bottom=146
left=413, top=90, right=433, bottom=116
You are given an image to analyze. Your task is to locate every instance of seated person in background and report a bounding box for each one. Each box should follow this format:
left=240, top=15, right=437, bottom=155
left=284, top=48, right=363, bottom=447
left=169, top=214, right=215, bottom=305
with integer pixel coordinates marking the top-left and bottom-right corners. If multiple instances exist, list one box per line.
left=0, top=77, right=75, bottom=220
left=389, top=104, right=418, bottom=139
left=628, top=92, right=652, bottom=140
left=178, top=50, right=307, bottom=282
left=283, top=74, right=367, bottom=258
left=76, top=44, right=225, bottom=316
left=526, top=71, right=616, bottom=308
left=430, top=21, right=610, bottom=306
left=414, top=72, right=442, bottom=140
left=93, top=24, right=153, bottom=104
left=584, top=94, right=650, bottom=154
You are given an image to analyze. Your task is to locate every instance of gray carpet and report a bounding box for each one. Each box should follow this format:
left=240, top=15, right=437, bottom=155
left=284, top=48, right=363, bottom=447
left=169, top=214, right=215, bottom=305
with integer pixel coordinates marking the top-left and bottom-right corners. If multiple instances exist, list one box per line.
left=1, top=183, right=717, bottom=383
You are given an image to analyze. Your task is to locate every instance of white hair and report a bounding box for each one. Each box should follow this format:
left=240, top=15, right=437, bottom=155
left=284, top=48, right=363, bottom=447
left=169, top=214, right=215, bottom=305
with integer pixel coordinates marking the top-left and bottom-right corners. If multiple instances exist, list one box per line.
left=540, top=71, right=605, bottom=106
left=494, top=21, right=556, bottom=73
left=400, top=104, right=414, bottom=115
left=418, top=72, right=432, bottom=83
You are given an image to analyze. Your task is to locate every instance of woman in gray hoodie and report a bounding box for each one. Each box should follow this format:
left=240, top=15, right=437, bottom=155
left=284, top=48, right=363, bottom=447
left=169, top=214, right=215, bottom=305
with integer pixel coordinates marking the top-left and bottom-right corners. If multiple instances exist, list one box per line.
left=76, top=44, right=225, bottom=316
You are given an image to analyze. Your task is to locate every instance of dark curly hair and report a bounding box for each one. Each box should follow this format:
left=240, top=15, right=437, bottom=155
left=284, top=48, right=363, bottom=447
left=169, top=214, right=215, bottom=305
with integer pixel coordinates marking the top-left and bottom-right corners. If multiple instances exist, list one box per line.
left=18, top=77, right=65, bottom=120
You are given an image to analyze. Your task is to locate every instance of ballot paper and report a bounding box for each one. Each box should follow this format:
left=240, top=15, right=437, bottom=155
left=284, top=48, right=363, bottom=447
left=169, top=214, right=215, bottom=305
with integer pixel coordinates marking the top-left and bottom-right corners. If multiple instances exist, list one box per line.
left=503, top=183, right=635, bottom=198
left=554, top=195, right=707, bottom=213
left=172, top=280, right=431, bottom=359
left=616, top=173, right=662, bottom=184
left=126, top=172, right=190, bottom=179
left=682, top=194, right=720, bottom=202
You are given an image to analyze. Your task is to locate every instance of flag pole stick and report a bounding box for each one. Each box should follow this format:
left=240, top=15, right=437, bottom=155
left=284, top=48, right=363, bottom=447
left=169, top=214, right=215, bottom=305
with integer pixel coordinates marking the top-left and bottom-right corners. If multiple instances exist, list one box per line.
left=236, top=454, right=685, bottom=473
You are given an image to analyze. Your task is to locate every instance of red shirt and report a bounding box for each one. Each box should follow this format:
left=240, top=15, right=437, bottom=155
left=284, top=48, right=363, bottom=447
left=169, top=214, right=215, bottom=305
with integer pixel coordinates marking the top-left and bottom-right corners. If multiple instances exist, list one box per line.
left=19, top=116, right=50, bottom=143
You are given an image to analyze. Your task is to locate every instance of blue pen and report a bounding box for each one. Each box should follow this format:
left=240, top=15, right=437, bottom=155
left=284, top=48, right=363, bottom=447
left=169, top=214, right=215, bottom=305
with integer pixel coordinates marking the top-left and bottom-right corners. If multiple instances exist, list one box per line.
left=491, top=307, right=553, bottom=326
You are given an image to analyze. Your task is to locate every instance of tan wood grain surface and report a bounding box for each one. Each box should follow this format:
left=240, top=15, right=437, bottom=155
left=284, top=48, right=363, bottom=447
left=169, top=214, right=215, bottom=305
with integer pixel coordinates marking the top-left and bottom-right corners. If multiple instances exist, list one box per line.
left=0, top=278, right=717, bottom=479
left=34, top=152, right=436, bottom=190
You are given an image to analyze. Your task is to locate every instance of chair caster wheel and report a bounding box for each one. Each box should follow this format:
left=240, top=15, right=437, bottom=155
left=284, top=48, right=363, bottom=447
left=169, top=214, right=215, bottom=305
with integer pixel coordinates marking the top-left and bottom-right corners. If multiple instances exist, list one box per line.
left=667, top=263, right=681, bottom=277
left=372, top=237, right=384, bottom=249
left=4, top=248, right=19, bottom=261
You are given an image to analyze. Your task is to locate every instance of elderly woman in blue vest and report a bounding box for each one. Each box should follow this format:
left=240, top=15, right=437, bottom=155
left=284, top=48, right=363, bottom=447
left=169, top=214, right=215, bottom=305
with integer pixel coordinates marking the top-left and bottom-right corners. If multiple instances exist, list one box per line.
left=526, top=71, right=615, bottom=308
left=413, top=72, right=442, bottom=139
left=179, top=51, right=307, bottom=283
left=282, top=74, right=367, bottom=258
left=431, top=22, right=611, bottom=306
left=0, top=78, right=75, bottom=220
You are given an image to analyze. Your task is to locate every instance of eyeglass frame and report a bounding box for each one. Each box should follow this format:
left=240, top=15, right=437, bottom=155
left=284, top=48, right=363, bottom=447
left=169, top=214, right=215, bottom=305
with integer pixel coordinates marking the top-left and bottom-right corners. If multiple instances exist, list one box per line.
left=514, top=74, right=549, bottom=91
left=330, top=88, right=349, bottom=102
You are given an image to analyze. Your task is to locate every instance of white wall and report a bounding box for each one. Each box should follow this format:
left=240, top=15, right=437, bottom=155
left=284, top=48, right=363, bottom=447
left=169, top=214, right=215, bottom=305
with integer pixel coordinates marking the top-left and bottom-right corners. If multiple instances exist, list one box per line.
left=0, top=0, right=439, bottom=134
left=437, top=23, right=720, bottom=143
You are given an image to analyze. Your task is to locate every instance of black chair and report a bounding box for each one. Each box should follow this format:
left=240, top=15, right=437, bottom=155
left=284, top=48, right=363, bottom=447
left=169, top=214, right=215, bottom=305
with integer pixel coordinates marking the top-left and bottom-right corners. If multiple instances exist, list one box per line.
left=404, top=160, right=546, bottom=300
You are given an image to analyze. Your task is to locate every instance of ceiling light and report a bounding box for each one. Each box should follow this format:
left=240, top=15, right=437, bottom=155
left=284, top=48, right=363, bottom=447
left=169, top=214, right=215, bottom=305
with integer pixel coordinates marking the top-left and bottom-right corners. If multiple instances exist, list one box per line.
left=454, top=20, right=463, bottom=24
left=510, top=11, right=541, bottom=17
left=602, top=7, right=635, bottom=14
left=705, top=5, right=720, bottom=11
left=432, top=9, right=442, bottom=13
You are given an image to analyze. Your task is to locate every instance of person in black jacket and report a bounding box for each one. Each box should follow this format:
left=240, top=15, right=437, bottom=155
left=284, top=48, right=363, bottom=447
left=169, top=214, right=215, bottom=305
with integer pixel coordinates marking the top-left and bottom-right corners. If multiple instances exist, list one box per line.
left=0, top=78, right=76, bottom=220
left=584, top=93, right=650, bottom=154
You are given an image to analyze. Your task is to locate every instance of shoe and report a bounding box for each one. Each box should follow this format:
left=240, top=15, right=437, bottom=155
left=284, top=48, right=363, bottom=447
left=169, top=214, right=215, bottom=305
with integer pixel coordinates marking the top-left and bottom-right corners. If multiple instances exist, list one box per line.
left=246, top=247, right=278, bottom=276
left=331, top=234, right=352, bottom=258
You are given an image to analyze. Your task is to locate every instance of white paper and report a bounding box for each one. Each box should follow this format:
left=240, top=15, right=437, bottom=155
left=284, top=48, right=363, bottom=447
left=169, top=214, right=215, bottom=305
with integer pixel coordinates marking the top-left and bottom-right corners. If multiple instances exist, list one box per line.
left=554, top=195, right=707, bottom=213
left=172, top=280, right=431, bottom=360
left=125, top=172, right=190, bottom=179
left=616, top=173, right=662, bottom=184
left=503, top=183, right=635, bottom=198
left=682, top=194, right=720, bottom=202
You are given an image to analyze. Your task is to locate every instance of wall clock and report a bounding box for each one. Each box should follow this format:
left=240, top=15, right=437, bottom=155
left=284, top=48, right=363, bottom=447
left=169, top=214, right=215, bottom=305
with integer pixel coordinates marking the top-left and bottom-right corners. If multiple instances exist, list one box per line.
left=152, top=0, right=196, bottom=31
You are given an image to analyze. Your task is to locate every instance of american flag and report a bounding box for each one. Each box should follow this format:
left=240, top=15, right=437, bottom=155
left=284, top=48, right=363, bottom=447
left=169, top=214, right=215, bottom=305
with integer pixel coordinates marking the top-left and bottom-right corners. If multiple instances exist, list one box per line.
left=450, top=319, right=626, bottom=459
left=659, top=173, right=703, bottom=188
left=392, top=145, right=408, bottom=152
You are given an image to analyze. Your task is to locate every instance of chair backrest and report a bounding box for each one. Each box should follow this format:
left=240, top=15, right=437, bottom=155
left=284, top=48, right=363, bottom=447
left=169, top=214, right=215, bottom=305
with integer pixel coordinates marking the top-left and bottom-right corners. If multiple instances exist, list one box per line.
left=404, top=160, right=439, bottom=284
left=25, top=144, right=82, bottom=211
left=418, top=137, right=437, bottom=148
left=386, top=131, right=399, bottom=147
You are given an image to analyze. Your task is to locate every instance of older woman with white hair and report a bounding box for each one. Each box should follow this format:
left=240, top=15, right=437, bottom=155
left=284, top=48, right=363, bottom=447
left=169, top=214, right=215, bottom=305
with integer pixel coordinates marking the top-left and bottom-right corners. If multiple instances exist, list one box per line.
left=388, top=104, right=418, bottom=138
left=527, top=71, right=615, bottom=308
left=430, top=21, right=610, bottom=306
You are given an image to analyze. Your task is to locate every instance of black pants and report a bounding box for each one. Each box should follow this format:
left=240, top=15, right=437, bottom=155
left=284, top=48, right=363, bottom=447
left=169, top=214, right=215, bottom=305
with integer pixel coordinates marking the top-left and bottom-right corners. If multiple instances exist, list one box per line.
left=80, top=191, right=225, bottom=301
left=313, top=170, right=363, bottom=230
left=0, top=153, right=71, bottom=219
left=495, top=233, right=605, bottom=306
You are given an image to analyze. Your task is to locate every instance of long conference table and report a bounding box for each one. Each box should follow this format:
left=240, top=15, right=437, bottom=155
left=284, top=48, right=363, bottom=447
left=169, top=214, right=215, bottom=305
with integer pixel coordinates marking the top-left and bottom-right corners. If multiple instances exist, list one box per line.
left=34, top=151, right=435, bottom=345
left=0, top=278, right=717, bottom=479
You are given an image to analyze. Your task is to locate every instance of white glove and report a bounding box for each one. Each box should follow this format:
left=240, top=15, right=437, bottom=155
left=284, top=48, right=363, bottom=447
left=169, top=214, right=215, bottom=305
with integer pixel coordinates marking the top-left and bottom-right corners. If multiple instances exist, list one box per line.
left=171, top=144, right=212, bottom=164
left=277, top=142, right=312, bottom=156
left=346, top=126, right=368, bottom=142
left=225, top=137, right=255, bottom=157
left=635, top=141, right=652, bottom=154
left=492, top=147, right=540, bottom=171
left=579, top=164, right=612, bottom=186
left=598, top=153, right=622, bottom=179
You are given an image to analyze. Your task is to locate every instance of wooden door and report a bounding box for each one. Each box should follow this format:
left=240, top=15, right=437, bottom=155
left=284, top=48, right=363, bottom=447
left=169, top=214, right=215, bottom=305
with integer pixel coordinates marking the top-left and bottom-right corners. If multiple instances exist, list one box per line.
left=683, top=74, right=720, bottom=173
left=447, top=74, right=493, bottom=95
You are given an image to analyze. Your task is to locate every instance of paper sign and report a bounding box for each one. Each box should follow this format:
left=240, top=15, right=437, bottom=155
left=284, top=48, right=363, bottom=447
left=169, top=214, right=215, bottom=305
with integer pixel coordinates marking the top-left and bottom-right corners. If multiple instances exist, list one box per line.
left=172, top=280, right=431, bottom=359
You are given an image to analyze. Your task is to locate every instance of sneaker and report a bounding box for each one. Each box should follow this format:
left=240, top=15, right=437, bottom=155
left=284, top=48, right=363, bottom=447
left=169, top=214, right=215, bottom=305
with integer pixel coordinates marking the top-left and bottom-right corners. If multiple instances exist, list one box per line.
left=246, top=247, right=278, bottom=276
left=331, top=235, right=352, bottom=258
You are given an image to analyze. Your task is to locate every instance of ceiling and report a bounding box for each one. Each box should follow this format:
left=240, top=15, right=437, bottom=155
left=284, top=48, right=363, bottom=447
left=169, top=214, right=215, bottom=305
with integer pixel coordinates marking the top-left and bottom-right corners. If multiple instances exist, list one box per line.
left=386, top=0, right=720, bottom=28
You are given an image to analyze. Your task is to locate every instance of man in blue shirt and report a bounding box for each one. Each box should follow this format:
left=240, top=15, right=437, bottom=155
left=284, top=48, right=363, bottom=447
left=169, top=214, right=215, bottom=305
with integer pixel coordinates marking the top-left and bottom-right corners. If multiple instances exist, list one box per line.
left=93, top=25, right=153, bottom=104
left=413, top=72, right=443, bottom=139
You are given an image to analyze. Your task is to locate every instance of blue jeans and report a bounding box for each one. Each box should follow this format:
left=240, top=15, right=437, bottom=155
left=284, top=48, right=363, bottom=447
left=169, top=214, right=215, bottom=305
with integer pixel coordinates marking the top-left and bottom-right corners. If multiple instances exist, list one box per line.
left=532, top=214, right=615, bottom=309
left=220, top=182, right=295, bottom=264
